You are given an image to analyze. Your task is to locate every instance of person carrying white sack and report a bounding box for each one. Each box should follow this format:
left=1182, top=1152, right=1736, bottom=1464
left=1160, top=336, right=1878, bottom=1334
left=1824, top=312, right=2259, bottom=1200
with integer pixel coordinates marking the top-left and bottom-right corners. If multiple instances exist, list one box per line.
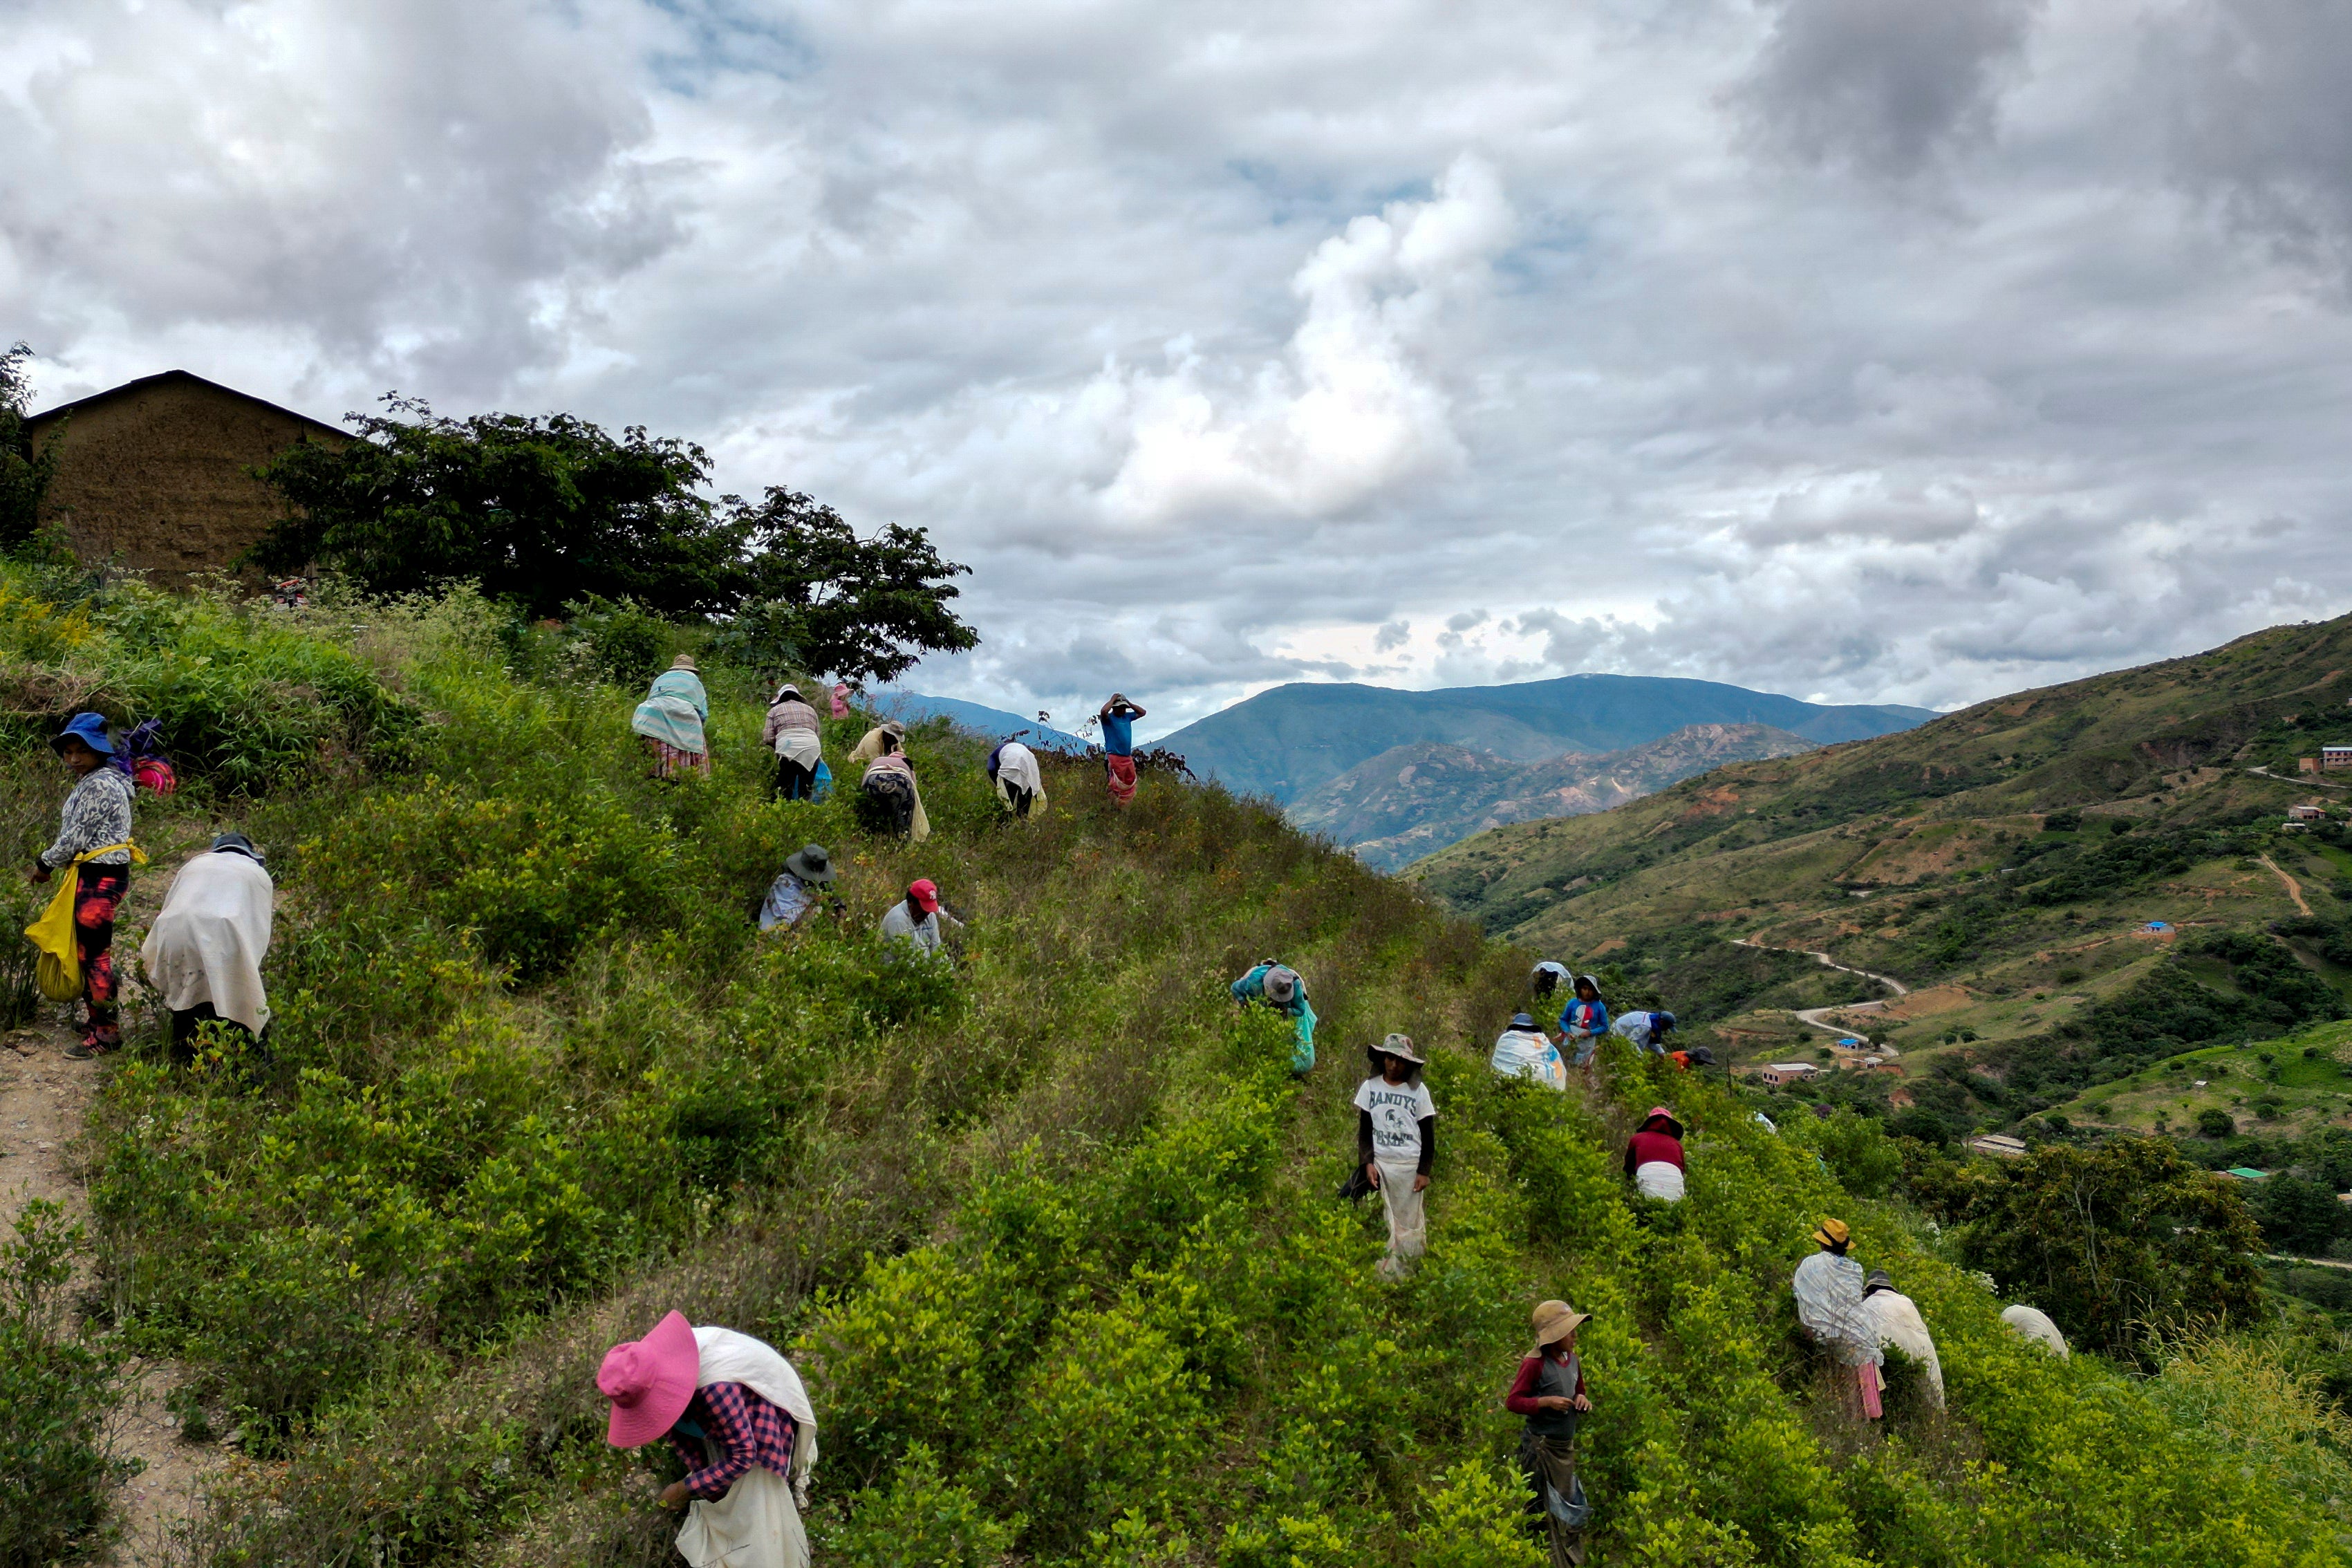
left=1354, top=1034, right=1437, bottom=1280
left=140, top=831, right=272, bottom=1061
left=1860, top=1269, right=1945, bottom=1408
left=761, top=684, right=825, bottom=803
left=1794, top=1218, right=1885, bottom=1421
left=987, top=738, right=1047, bottom=819
left=599, top=1309, right=820, bottom=1568
left=1491, top=1011, right=1567, bottom=1090
left=1621, top=1105, right=1687, bottom=1202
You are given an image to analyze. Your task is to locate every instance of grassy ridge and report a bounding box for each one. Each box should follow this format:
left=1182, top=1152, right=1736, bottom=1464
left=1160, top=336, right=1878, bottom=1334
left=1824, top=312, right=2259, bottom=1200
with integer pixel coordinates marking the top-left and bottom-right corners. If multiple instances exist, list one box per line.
left=0, top=574, right=2344, bottom=1564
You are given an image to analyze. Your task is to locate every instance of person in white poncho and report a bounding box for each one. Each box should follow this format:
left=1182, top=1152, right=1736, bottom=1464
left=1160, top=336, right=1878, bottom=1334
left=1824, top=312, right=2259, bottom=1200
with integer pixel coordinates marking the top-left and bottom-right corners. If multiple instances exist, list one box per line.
left=986, top=738, right=1047, bottom=819
left=140, top=832, right=273, bottom=1061
left=1793, top=1218, right=1884, bottom=1420
left=599, top=1309, right=820, bottom=1568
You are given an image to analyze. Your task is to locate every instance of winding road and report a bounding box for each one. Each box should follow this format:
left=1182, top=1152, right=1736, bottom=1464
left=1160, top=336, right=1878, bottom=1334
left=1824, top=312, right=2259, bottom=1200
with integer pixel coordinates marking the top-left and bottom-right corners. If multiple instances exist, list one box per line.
left=1730, top=935, right=1910, bottom=1052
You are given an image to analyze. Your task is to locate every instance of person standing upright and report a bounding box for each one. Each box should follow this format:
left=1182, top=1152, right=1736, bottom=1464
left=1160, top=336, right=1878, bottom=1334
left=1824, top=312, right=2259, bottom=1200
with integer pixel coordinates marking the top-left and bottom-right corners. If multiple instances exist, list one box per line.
left=31, top=714, right=138, bottom=1059
left=1354, top=1035, right=1437, bottom=1278
left=1098, top=693, right=1145, bottom=806
left=1558, top=975, right=1610, bottom=1070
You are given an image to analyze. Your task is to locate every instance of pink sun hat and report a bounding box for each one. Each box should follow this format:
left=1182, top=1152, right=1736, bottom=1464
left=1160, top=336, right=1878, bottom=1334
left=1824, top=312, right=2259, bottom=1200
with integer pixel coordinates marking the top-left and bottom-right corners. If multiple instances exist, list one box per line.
left=597, top=1309, right=701, bottom=1448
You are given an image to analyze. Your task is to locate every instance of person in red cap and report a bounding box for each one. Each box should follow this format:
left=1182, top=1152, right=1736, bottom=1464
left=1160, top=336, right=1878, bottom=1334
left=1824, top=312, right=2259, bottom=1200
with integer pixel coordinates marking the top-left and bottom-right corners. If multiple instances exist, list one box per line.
left=1623, top=1107, right=1686, bottom=1202
left=598, top=1309, right=819, bottom=1568
left=877, top=877, right=962, bottom=960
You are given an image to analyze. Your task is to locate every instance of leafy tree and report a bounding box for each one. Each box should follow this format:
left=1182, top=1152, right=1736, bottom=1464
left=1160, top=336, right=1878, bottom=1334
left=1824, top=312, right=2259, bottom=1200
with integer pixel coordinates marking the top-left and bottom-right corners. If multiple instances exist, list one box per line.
left=2197, top=1108, right=2237, bottom=1140
left=713, top=486, right=978, bottom=684
left=0, top=342, right=62, bottom=557
left=1927, top=1137, right=2263, bottom=1356
left=254, top=401, right=980, bottom=680
left=2255, top=1174, right=2346, bottom=1258
left=252, top=398, right=736, bottom=619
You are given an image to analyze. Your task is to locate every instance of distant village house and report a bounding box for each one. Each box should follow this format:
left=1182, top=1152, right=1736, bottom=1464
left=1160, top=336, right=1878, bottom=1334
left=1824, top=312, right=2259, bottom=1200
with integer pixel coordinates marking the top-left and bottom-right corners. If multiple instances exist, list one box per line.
left=1968, top=1133, right=2028, bottom=1158
left=1757, top=1063, right=1820, bottom=1087
left=26, top=370, right=344, bottom=584
left=2326, top=747, right=2352, bottom=774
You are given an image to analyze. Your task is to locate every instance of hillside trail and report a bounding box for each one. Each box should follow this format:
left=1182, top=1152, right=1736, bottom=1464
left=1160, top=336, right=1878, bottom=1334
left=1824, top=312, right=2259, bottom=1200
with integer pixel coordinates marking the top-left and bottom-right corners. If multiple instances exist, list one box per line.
left=2248, top=765, right=2346, bottom=792
left=2259, top=854, right=2313, bottom=917
left=3, top=850, right=227, bottom=1564
left=1729, top=936, right=1909, bottom=1052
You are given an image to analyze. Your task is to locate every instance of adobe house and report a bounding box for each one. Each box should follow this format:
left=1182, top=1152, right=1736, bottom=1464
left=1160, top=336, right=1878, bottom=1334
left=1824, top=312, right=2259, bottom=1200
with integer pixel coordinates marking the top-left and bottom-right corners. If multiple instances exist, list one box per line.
left=26, top=370, right=346, bottom=584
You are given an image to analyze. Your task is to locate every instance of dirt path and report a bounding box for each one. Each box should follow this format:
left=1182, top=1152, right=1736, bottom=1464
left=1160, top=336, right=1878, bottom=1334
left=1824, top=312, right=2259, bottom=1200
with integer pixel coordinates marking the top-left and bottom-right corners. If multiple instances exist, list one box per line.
left=1730, top=935, right=1912, bottom=996
left=2248, top=765, right=2346, bottom=792
left=2259, top=854, right=2313, bottom=917
left=5, top=849, right=227, bottom=1563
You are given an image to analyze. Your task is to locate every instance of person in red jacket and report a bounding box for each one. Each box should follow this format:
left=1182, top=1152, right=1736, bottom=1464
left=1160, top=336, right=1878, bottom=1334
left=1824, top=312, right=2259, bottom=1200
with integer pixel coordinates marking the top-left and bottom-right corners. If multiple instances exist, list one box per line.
left=1505, top=1298, right=1592, bottom=1566
left=1623, top=1105, right=1686, bottom=1202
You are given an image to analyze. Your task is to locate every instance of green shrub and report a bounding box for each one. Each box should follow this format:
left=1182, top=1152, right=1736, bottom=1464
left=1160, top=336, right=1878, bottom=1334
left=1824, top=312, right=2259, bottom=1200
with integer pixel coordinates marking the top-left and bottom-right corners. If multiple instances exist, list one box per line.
left=816, top=1442, right=1018, bottom=1568
left=1409, top=1458, right=1544, bottom=1568
left=1789, top=1109, right=1903, bottom=1199
left=0, top=1201, right=129, bottom=1568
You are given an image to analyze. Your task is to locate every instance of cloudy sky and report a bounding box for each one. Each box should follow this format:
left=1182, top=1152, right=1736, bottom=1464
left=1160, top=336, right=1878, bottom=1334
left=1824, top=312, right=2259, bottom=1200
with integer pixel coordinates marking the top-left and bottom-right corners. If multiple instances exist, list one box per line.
left=6, top=0, right=2350, bottom=736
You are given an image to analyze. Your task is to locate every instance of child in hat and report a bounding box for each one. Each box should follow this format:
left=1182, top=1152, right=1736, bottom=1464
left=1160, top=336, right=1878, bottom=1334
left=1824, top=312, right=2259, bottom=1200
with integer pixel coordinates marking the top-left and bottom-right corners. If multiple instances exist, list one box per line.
left=598, top=1309, right=819, bottom=1568
left=1505, top=1298, right=1593, bottom=1565
left=1354, top=1034, right=1437, bottom=1278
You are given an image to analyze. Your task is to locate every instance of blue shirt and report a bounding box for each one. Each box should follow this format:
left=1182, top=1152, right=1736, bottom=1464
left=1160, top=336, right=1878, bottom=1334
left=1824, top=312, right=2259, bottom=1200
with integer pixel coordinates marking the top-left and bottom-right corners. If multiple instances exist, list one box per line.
left=1558, top=998, right=1609, bottom=1036
left=1100, top=710, right=1136, bottom=756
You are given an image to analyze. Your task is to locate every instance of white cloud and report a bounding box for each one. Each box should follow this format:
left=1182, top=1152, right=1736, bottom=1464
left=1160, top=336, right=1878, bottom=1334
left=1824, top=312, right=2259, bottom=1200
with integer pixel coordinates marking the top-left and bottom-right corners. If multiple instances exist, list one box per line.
left=4, top=0, right=2352, bottom=737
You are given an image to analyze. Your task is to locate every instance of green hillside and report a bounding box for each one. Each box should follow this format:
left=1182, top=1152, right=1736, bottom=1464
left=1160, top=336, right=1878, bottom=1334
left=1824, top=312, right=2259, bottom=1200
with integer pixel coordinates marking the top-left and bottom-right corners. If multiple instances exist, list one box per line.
left=1, top=568, right=2345, bottom=1567
left=1413, top=614, right=2352, bottom=1131
left=1159, top=675, right=1932, bottom=803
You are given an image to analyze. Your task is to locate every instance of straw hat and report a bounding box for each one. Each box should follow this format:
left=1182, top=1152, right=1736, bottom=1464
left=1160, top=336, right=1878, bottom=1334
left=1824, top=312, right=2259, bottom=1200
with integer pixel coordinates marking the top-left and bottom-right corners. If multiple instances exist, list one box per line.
left=1532, top=1298, right=1589, bottom=1349
left=597, top=1309, right=700, bottom=1448
left=1813, top=1217, right=1851, bottom=1249
left=671, top=654, right=699, bottom=671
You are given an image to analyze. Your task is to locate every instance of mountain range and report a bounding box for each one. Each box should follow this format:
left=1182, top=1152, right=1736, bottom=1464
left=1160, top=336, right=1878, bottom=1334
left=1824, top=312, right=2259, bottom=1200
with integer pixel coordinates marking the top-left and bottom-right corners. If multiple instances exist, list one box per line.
left=1152, top=673, right=1935, bottom=804
left=1289, top=722, right=1824, bottom=870
left=870, top=691, right=1089, bottom=751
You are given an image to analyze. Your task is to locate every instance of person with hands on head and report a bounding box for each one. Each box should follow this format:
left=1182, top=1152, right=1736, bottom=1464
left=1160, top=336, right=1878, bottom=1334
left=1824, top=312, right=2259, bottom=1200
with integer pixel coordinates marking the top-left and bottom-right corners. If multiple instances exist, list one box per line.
left=1354, top=1034, right=1437, bottom=1279
left=1506, top=1298, right=1594, bottom=1566
left=1098, top=692, right=1146, bottom=805
left=30, top=713, right=139, bottom=1059
left=598, top=1309, right=819, bottom=1568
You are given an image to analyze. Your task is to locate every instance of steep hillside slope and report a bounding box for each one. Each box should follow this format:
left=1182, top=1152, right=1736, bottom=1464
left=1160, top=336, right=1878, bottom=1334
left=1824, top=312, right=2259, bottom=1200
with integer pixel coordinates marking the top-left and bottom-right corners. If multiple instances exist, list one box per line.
left=1159, top=675, right=1934, bottom=802
left=1293, top=723, right=1820, bottom=871
left=1414, top=613, right=2352, bottom=1131
left=0, top=570, right=2340, bottom=1568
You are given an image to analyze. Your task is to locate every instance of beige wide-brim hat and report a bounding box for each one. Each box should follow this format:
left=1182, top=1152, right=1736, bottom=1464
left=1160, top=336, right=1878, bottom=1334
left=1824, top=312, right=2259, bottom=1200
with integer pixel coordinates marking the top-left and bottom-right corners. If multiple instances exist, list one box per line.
left=1532, top=1299, right=1589, bottom=1349
left=671, top=654, right=699, bottom=671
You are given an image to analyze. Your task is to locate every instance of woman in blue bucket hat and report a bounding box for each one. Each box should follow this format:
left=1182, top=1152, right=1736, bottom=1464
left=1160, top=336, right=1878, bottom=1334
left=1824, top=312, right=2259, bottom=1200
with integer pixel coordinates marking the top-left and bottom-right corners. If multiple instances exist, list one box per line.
left=30, top=713, right=139, bottom=1058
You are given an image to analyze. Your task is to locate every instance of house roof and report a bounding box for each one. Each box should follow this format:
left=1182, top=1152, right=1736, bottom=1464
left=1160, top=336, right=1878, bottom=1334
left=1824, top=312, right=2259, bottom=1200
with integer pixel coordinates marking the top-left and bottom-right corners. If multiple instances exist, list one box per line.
left=24, top=368, right=342, bottom=434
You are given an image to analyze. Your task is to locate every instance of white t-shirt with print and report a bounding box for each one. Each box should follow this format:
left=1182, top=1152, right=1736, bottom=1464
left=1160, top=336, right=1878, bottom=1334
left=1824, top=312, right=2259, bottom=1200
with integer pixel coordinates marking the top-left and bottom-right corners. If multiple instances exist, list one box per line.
left=1353, top=1077, right=1437, bottom=1161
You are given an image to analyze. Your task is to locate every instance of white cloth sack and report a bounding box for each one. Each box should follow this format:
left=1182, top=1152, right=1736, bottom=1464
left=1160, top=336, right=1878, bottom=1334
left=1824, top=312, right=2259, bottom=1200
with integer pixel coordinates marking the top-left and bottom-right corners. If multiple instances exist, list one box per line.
left=1999, top=1304, right=2070, bottom=1359
left=675, top=1454, right=807, bottom=1568
left=771, top=728, right=823, bottom=769
left=1793, top=1251, right=1881, bottom=1367
left=140, top=850, right=274, bottom=1032
left=1862, top=1290, right=1944, bottom=1406
left=993, top=742, right=1047, bottom=810
left=1490, top=1028, right=1567, bottom=1090
left=1374, top=1157, right=1426, bottom=1278
left=693, top=1327, right=820, bottom=1504
left=1634, top=1161, right=1686, bottom=1202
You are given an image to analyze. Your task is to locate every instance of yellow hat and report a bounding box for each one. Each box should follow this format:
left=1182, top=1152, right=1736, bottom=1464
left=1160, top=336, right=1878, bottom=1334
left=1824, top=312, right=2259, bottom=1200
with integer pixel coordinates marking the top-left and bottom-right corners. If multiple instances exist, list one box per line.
left=1813, top=1217, right=1851, bottom=1249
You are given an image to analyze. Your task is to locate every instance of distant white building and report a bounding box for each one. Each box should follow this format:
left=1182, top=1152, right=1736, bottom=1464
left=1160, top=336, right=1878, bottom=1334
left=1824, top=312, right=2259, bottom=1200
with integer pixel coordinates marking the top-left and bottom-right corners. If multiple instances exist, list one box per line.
left=1969, top=1134, right=2028, bottom=1159
left=1758, top=1063, right=1821, bottom=1087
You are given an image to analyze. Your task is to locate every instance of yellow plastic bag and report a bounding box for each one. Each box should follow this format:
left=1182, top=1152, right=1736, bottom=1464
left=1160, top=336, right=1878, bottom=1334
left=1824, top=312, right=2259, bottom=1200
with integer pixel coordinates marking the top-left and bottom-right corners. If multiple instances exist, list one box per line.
left=24, top=841, right=142, bottom=1001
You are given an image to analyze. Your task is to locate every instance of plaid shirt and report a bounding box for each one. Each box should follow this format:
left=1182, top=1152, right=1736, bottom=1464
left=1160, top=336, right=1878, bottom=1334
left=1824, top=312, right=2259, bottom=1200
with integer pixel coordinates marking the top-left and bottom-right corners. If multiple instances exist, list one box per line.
left=669, top=1382, right=797, bottom=1500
